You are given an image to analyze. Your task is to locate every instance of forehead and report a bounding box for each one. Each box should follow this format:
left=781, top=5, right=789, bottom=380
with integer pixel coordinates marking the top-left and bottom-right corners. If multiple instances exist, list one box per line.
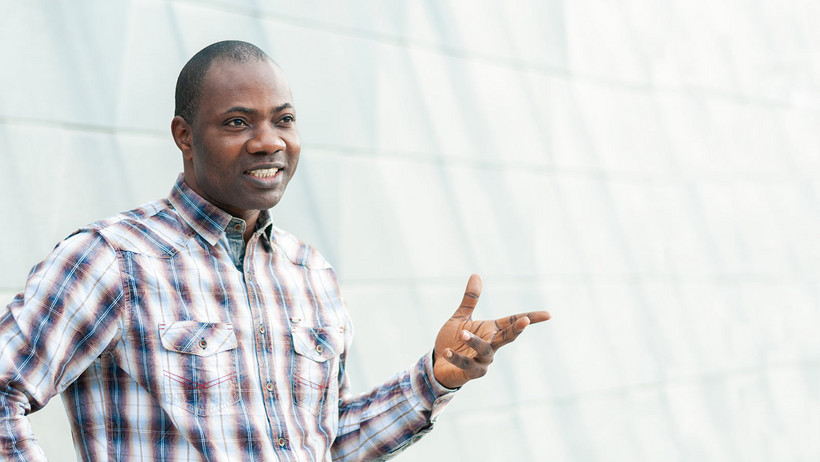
left=199, top=58, right=292, bottom=110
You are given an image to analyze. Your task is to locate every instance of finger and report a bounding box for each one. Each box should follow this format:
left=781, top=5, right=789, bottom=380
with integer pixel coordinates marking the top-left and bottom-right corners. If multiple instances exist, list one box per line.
left=461, top=330, right=493, bottom=359
left=451, top=274, right=483, bottom=320
left=490, top=316, right=531, bottom=350
left=528, top=310, right=551, bottom=323
left=442, top=348, right=488, bottom=379
left=494, top=310, right=550, bottom=330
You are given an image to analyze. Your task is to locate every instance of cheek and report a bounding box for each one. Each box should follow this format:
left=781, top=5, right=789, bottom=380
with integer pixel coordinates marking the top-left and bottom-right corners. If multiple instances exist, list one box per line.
left=195, top=139, right=235, bottom=172
left=288, top=143, right=301, bottom=168
left=192, top=149, right=232, bottom=194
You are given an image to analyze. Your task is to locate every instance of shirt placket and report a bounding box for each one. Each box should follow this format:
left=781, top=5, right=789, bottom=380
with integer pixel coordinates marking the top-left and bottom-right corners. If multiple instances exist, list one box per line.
left=243, top=233, right=295, bottom=459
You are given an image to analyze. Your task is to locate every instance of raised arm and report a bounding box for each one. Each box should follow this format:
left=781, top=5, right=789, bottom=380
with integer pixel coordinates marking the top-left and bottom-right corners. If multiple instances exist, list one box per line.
left=332, top=274, right=550, bottom=460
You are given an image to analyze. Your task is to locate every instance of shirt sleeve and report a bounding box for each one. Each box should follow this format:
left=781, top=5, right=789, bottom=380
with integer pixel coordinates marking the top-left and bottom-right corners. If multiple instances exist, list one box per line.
left=331, top=347, right=457, bottom=461
left=0, top=230, right=125, bottom=460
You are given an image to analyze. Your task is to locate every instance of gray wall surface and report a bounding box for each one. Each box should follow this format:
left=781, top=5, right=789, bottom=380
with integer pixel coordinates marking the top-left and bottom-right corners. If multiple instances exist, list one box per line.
left=1, top=1, right=818, bottom=460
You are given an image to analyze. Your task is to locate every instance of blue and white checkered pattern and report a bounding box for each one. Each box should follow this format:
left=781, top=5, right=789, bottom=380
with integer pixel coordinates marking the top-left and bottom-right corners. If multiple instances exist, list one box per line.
left=0, top=176, right=454, bottom=461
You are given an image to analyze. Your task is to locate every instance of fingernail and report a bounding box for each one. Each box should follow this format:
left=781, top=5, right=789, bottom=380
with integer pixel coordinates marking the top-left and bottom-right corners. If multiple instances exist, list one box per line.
left=461, top=330, right=470, bottom=341
left=445, top=350, right=453, bottom=359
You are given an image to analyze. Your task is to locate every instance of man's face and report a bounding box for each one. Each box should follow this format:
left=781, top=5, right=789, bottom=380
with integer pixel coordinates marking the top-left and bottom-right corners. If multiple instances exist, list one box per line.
left=176, top=58, right=300, bottom=217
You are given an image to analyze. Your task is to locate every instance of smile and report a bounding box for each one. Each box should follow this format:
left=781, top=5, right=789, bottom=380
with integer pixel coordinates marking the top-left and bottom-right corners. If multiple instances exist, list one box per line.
left=246, top=167, right=279, bottom=178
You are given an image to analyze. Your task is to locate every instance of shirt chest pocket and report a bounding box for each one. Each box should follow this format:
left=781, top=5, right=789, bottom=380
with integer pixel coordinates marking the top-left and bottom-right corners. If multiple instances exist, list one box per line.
left=159, top=321, right=241, bottom=416
left=290, top=326, right=344, bottom=416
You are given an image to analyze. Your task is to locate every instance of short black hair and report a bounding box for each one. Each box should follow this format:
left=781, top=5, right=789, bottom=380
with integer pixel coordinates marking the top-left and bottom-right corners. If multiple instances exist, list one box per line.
left=174, top=40, right=272, bottom=123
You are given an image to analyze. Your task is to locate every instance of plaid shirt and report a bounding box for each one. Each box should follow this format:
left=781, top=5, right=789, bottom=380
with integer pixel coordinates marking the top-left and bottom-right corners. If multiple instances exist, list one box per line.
left=0, top=176, right=454, bottom=461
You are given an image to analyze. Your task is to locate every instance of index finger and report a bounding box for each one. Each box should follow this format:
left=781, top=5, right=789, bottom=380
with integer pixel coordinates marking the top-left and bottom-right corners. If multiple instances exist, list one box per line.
left=494, top=310, right=551, bottom=330
left=451, top=274, right=483, bottom=320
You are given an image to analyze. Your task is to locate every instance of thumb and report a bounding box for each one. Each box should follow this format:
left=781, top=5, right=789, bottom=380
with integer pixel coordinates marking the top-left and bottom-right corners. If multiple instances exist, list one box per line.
left=450, top=274, right=482, bottom=320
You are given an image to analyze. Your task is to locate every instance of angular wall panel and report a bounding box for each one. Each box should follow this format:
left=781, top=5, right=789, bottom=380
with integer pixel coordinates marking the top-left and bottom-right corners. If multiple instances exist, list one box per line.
left=0, top=1, right=817, bottom=461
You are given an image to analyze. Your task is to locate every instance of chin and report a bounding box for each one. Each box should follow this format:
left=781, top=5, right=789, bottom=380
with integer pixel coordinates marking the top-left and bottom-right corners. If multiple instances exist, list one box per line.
left=247, top=194, right=284, bottom=211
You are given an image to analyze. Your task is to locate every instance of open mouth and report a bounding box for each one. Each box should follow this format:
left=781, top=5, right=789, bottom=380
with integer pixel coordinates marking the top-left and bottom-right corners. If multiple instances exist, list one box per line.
left=246, top=167, right=279, bottom=178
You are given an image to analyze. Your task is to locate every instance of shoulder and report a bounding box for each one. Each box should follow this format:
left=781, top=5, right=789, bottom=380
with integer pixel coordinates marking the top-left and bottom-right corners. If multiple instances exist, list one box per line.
left=75, top=199, right=193, bottom=257
left=19, top=199, right=186, bottom=310
left=271, top=226, right=334, bottom=270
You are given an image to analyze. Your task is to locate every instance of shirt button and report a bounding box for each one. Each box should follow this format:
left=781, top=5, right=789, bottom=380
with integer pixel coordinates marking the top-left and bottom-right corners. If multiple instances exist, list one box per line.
left=277, top=437, right=287, bottom=447
left=315, top=345, right=324, bottom=354
left=259, top=324, right=265, bottom=334
left=265, top=382, right=274, bottom=392
left=199, top=338, right=207, bottom=349
left=233, top=224, right=242, bottom=232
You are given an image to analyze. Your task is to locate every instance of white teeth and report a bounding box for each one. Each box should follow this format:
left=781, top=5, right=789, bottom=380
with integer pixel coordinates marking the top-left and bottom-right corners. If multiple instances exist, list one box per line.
left=247, top=168, right=279, bottom=178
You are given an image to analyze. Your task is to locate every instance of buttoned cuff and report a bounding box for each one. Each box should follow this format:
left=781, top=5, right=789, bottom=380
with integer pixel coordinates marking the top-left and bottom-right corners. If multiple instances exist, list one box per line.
left=409, top=350, right=457, bottom=422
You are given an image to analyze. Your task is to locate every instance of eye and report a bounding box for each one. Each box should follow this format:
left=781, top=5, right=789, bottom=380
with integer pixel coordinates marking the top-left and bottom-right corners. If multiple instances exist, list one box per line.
left=225, top=118, right=248, bottom=127
left=279, top=115, right=295, bottom=125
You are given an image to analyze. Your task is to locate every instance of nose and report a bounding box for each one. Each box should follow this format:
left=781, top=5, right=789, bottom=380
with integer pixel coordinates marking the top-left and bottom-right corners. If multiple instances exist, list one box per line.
left=246, top=123, right=286, bottom=154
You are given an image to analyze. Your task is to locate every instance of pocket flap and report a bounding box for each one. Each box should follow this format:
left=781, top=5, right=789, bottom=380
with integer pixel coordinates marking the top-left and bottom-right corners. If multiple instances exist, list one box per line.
left=291, top=326, right=344, bottom=362
left=159, top=321, right=237, bottom=357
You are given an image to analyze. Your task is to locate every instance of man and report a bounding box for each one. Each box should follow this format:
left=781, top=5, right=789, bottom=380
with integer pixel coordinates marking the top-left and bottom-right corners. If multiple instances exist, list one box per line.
left=0, top=41, right=550, bottom=461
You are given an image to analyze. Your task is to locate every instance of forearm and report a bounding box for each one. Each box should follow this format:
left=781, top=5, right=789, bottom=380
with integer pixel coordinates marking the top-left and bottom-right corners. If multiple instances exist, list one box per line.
left=331, top=351, right=455, bottom=461
left=0, top=387, right=47, bottom=461
left=0, top=309, right=51, bottom=461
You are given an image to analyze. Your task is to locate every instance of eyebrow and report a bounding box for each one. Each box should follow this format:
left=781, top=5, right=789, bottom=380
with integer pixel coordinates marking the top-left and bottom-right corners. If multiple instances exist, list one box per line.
left=274, top=103, right=294, bottom=112
left=220, top=103, right=294, bottom=116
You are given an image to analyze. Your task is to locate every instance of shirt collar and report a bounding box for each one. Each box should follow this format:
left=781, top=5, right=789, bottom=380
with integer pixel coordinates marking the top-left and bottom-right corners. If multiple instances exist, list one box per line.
left=168, top=174, right=275, bottom=246
left=255, top=208, right=274, bottom=241
left=225, top=211, right=273, bottom=239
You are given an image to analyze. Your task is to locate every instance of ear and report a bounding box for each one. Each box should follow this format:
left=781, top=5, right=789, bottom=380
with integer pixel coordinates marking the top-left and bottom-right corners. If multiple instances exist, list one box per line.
left=171, top=116, right=194, bottom=161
